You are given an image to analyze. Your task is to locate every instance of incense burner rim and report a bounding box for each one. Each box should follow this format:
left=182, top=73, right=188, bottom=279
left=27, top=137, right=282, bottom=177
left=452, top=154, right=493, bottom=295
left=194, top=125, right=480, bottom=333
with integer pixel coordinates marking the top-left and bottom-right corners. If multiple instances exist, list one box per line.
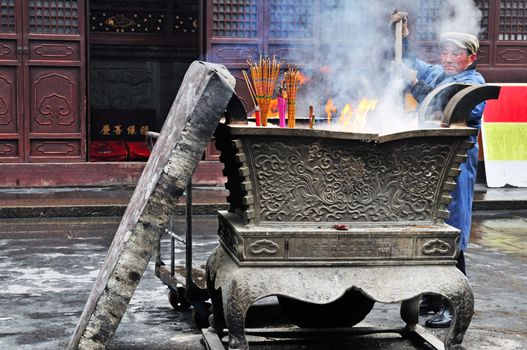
left=220, top=123, right=477, bottom=142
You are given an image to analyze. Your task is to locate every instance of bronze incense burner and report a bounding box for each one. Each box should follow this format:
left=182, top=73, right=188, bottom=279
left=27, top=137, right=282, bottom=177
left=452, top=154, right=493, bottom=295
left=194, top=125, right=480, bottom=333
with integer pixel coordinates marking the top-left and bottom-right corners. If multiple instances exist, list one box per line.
left=205, top=83, right=500, bottom=350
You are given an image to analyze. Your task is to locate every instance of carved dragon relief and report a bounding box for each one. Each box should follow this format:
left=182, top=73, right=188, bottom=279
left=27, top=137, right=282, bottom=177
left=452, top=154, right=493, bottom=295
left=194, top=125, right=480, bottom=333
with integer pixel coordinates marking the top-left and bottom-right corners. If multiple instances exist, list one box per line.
left=248, top=139, right=454, bottom=223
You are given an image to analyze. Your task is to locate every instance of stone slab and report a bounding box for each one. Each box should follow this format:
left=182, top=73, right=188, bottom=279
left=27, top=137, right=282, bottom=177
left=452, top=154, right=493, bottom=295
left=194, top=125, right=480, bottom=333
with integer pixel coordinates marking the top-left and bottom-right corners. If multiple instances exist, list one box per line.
left=68, top=61, right=235, bottom=350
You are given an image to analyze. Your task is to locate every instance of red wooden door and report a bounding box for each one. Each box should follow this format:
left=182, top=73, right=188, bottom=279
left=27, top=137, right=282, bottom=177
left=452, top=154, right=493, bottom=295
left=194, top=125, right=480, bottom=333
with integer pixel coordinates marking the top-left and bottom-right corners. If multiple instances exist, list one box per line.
left=0, top=0, right=23, bottom=161
left=0, top=0, right=86, bottom=163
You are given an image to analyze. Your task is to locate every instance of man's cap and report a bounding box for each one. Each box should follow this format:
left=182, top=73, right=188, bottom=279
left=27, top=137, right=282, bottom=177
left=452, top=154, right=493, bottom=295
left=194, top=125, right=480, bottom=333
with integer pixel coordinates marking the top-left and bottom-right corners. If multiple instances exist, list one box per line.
left=440, top=32, right=479, bottom=54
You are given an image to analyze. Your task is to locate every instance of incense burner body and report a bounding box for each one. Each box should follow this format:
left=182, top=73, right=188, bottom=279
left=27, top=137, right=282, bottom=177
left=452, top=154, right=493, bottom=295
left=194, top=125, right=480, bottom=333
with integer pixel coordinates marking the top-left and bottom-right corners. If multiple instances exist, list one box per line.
left=214, top=125, right=476, bottom=266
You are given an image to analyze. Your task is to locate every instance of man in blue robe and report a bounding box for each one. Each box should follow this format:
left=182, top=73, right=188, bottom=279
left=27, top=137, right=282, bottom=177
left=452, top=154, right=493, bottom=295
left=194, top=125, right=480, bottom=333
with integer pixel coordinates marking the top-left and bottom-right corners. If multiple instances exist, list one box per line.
left=391, top=12, right=485, bottom=328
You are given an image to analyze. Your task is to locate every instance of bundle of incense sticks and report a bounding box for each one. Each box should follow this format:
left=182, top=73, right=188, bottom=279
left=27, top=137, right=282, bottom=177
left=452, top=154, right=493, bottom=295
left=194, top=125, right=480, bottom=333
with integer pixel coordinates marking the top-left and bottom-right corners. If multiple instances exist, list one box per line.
left=241, top=70, right=260, bottom=125
left=243, top=55, right=282, bottom=126
left=284, top=66, right=299, bottom=128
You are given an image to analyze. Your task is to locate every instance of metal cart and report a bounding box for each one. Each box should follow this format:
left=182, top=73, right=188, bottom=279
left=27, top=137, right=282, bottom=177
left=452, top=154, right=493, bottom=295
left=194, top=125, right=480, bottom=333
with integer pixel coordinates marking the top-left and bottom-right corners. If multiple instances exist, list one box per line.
left=147, top=131, right=211, bottom=327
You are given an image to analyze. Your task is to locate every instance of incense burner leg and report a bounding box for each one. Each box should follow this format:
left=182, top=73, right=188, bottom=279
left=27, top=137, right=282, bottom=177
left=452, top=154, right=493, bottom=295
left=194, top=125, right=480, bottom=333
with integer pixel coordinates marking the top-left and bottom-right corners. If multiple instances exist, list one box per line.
left=223, top=278, right=255, bottom=350
left=206, top=265, right=226, bottom=337
left=443, top=279, right=474, bottom=350
left=400, top=295, right=420, bottom=329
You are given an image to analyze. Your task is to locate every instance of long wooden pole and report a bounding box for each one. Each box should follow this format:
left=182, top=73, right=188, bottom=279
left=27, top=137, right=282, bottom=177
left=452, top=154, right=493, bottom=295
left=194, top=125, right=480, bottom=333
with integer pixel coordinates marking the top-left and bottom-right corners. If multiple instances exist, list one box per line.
left=395, top=20, right=403, bottom=65
left=394, top=18, right=406, bottom=114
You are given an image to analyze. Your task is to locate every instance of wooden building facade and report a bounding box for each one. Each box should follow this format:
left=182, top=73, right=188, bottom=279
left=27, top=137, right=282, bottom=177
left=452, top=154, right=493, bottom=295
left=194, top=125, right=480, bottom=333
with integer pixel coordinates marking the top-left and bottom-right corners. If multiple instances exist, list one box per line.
left=0, top=0, right=526, bottom=187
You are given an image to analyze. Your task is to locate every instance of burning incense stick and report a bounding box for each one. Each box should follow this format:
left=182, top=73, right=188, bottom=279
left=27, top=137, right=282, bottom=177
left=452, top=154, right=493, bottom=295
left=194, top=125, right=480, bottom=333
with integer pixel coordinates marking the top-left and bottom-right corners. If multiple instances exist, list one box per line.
left=284, top=65, right=300, bottom=128
left=277, top=81, right=287, bottom=128
left=309, top=105, right=315, bottom=129
left=245, top=56, right=282, bottom=126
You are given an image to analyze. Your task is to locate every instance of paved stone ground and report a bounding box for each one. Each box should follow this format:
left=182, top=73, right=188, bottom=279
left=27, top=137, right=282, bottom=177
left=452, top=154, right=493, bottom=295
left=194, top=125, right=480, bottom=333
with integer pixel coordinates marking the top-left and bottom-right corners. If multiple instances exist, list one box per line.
left=0, top=211, right=526, bottom=350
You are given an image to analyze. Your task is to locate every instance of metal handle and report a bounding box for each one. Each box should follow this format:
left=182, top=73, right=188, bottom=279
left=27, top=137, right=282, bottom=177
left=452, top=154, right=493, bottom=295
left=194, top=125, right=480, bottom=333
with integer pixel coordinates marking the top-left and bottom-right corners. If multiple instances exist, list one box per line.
left=16, top=47, right=30, bottom=56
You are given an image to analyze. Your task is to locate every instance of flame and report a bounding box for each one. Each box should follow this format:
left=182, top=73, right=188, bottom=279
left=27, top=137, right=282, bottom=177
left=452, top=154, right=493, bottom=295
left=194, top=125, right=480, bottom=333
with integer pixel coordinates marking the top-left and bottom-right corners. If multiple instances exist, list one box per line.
left=355, top=98, right=377, bottom=131
left=297, top=72, right=310, bottom=85
left=336, top=98, right=377, bottom=131
left=325, top=99, right=337, bottom=123
left=337, top=104, right=353, bottom=127
left=404, top=93, right=418, bottom=112
left=268, top=98, right=278, bottom=118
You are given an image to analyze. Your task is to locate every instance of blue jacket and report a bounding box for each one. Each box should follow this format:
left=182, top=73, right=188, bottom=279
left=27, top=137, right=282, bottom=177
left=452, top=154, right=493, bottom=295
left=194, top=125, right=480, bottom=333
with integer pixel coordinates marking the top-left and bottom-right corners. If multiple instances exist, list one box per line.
left=411, top=58, right=485, bottom=251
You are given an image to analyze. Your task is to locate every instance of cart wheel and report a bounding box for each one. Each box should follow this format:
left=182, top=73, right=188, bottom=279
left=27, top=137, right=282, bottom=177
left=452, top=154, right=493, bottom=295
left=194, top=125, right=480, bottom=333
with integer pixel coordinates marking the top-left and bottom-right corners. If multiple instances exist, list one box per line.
left=168, top=287, right=191, bottom=310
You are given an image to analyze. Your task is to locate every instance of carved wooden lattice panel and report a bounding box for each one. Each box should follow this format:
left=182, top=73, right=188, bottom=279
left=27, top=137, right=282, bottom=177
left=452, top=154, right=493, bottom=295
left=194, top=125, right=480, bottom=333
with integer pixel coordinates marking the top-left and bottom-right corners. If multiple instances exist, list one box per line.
left=415, top=0, right=442, bottom=41
left=28, top=0, right=79, bottom=34
left=0, top=0, right=16, bottom=33
left=414, top=1, right=490, bottom=41
left=499, top=0, right=527, bottom=40
left=212, top=0, right=258, bottom=38
left=475, top=0, right=490, bottom=40
left=268, top=0, right=314, bottom=39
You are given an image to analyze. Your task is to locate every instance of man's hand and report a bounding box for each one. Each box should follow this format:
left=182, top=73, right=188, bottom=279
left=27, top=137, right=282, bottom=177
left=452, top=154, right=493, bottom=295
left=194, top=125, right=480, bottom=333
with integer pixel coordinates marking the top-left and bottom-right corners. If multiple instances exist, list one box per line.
left=390, top=11, right=409, bottom=38
left=391, top=61, right=417, bottom=87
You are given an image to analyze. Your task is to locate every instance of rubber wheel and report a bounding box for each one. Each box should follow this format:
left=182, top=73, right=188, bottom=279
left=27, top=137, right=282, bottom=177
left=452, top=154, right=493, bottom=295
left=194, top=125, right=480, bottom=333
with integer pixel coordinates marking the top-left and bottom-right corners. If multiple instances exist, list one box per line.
left=277, top=289, right=375, bottom=328
left=168, top=287, right=191, bottom=310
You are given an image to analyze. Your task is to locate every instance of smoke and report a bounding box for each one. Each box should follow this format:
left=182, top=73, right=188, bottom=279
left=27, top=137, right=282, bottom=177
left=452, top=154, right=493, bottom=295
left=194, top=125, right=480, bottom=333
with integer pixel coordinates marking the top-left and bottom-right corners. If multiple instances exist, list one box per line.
left=291, top=0, right=482, bottom=134
left=437, top=0, right=483, bottom=38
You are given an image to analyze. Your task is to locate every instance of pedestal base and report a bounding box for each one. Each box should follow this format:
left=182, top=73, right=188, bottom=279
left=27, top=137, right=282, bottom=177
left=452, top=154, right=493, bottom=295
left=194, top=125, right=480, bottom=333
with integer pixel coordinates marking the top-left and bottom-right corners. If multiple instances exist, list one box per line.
left=206, top=246, right=474, bottom=350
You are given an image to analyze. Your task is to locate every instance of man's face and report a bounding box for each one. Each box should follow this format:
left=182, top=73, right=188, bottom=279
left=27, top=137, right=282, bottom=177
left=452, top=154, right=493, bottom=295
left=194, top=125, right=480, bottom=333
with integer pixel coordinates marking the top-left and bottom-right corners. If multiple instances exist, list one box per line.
left=440, top=42, right=476, bottom=75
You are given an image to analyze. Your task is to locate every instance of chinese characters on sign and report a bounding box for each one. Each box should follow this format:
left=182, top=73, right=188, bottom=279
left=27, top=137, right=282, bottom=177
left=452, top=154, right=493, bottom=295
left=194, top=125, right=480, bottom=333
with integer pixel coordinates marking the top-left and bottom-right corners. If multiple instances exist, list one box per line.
left=90, top=109, right=155, bottom=162
left=100, top=124, right=149, bottom=137
left=91, top=109, right=156, bottom=142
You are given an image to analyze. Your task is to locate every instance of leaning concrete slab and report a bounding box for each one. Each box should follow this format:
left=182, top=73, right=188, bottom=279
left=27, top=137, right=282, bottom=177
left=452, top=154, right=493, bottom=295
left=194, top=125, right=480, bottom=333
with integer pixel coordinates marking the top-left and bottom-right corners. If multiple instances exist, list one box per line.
left=68, top=61, right=235, bottom=350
